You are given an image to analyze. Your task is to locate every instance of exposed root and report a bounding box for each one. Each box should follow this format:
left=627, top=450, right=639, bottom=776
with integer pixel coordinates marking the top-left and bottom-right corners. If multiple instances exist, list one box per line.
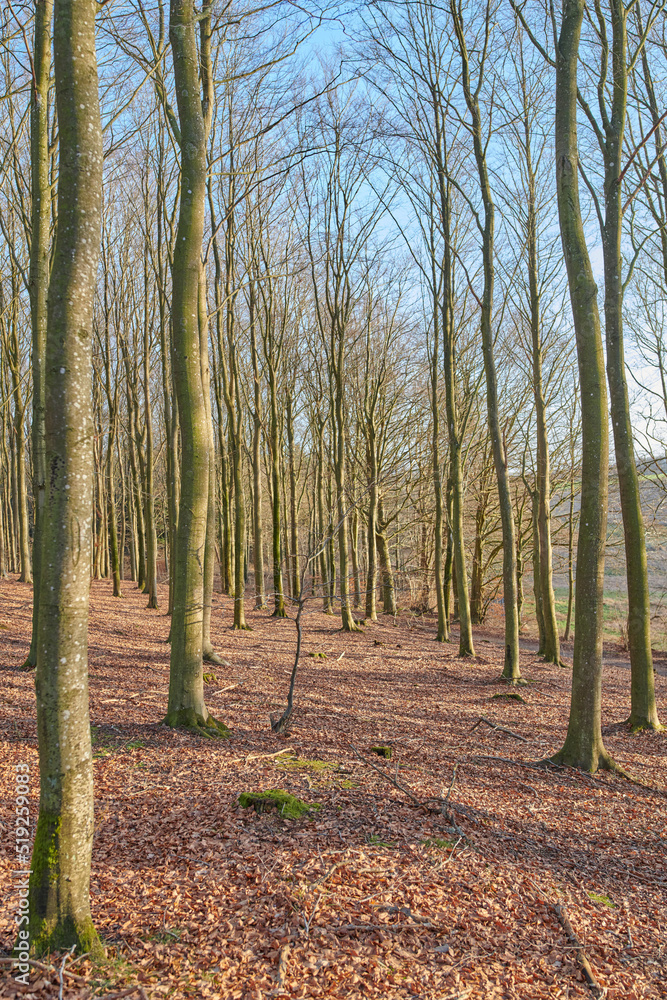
left=495, top=674, right=528, bottom=686
left=163, top=709, right=231, bottom=738
left=203, top=650, right=228, bottom=667
left=624, top=714, right=665, bottom=734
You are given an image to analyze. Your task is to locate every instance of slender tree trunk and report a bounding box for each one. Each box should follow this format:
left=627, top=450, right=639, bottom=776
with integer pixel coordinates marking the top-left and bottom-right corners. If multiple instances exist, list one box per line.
left=29, top=0, right=103, bottom=955
left=531, top=487, right=546, bottom=653
left=270, top=380, right=286, bottom=616
left=525, top=129, right=561, bottom=666
left=287, top=391, right=300, bottom=601
left=377, top=499, right=396, bottom=616
left=143, top=263, right=158, bottom=609
left=199, top=270, right=223, bottom=662
left=552, top=0, right=614, bottom=771
left=23, top=0, right=52, bottom=667
left=430, top=302, right=448, bottom=641
left=165, top=0, right=227, bottom=733
left=601, top=0, right=660, bottom=730
left=452, top=2, right=520, bottom=680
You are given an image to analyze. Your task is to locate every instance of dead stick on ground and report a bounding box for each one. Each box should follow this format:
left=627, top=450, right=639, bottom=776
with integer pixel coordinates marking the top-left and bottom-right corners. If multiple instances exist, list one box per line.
left=350, top=743, right=424, bottom=808
left=227, top=748, right=295, bottom=766
left=277, top=944, right=290, bottom=986
left=350, top=743, right=464, bottom=835
left=553, top=905, right=604, bottom=998
left=525, top=878, right=604, bottom=998
left=470, top=716, right=529, bottom=742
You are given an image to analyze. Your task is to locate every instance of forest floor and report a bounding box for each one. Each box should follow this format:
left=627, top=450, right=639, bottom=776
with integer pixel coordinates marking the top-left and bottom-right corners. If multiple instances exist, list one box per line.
left=0, top=577, right=666, bottom=1000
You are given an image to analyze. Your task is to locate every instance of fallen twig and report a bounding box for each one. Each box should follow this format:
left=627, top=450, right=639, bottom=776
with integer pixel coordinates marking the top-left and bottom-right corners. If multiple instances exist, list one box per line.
left=96, top=989, right=142, bottom=1000
left=524, top=879, right=604, bottom=998
left=0, top=957, right=86, bottom=982
left=471, top=716, right=529, bottom=742
left=350, top=743, right=465, bottom=836
left=553, top=904, right=604, bottom=997
left=349, top=742, right=423, bottom=808
left=277, top=944, right=290, bottom=986
left=59, top=945, right=76, bottom=1000
left=227, top=748, right=295, bottom=766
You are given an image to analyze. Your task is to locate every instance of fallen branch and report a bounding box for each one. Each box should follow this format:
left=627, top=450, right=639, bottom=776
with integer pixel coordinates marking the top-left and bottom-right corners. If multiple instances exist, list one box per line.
left=553, top=904, right=604, bottom=998
left=524, top=879, right=604, bottom=998
left=349, top=742, right=423, bottom=808
left=96, top=989, right=143, bottom=1000
left=350, top=744, right=465, bottom=835
left=471, top=716, right=529, bottom=742
left=227, top=748, right=295, bottom=766
left=0, top=957, right=85, bottom=983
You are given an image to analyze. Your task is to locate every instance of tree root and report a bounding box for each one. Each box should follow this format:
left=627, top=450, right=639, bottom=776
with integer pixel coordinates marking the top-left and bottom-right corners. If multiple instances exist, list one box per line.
left=624, top=714, right=665, bottom=734
left=495, top=674, right=527, bottom=686
left=203, top=650, right=229, bottom=667
left=163, top=709, right=231, bottom=738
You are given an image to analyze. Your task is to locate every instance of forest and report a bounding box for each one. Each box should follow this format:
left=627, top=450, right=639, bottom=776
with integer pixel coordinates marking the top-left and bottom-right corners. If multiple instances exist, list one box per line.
left=0, top=0, right=666, bottom=997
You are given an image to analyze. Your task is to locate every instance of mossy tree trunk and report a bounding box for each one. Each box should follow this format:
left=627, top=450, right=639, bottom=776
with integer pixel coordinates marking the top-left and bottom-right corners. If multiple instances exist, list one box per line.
left=599, top=0, right=660, bottom=731
left=29, top=0, right=103, bottom=956
left=552, top=0, right=615, bottom=771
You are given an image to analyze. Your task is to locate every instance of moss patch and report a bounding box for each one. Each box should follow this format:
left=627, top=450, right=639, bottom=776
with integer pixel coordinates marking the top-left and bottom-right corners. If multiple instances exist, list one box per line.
left=275, top=756, right=336, bottom=773
left=308, top=651, right=327, bottom=659
left=491, top=692, right=527, bottom=704
left=238, top=789, right=320, bottom=819
left=370, top=745, right=393, bottom=759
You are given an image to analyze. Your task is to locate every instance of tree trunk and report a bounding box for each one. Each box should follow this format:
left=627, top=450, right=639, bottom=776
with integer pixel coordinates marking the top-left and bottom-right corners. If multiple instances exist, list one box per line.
left=165, top=0, right=227, bottom=734
left=29, top=0, right=103, bottom=956
left=601, top=0, right=660, bottom=731
left=377, top=500, right=396, bottom=616
left=23, top=0, right=52, bottom=667
left=452, top=2, right=520, bottom=680
left=551, top=0, right=614, bottom=771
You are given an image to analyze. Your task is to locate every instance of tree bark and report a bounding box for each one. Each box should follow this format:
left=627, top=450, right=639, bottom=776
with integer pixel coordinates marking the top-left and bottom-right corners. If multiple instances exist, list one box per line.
left=29, top=0, right=103, bottom=956
left=451, top=1, right=520, bottom=681
left=165, top=0, right=228, bottom=733
left=552, top=0, right=614, bottom=771
left=23, top=0, right=52, bottom=667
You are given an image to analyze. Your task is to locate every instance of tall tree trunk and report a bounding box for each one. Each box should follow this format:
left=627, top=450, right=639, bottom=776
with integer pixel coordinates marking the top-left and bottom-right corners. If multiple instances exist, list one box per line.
left=524, top=120, right=561, bottom=667
left=601, top=0, right=660, bottom=731
left=143, top=261, right=158, bottom=609
left=23, top=0, right=52, bottom=667
left=551, top=0, right=614, bottom=771
left=430, top=297, right=448, bottom=641
left=270, top=379, right=286, bottom=616
left=452, top=2, right=520, bottom=681
left=287, top=391, right=300, bottom=601
left=165, top=0, right=227, bottom=733
left=29, top=0, right=103, bottom=955
left=199, top=270, right=223, bottom=662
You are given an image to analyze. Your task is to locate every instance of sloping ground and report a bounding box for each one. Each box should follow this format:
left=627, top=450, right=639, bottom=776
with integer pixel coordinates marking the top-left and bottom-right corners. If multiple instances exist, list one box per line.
left=0, top=576, right=665, bottom=999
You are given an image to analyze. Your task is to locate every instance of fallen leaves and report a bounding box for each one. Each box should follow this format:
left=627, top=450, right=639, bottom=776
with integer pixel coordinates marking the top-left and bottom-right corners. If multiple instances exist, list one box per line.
left=0, top=577, right=665, bottom=998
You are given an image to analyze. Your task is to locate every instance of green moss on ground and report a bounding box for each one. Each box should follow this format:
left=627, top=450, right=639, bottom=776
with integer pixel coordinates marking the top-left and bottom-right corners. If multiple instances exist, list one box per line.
left=238, top=789, right=320, bottom=819
left=275, top=756, right=336, bottom=772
